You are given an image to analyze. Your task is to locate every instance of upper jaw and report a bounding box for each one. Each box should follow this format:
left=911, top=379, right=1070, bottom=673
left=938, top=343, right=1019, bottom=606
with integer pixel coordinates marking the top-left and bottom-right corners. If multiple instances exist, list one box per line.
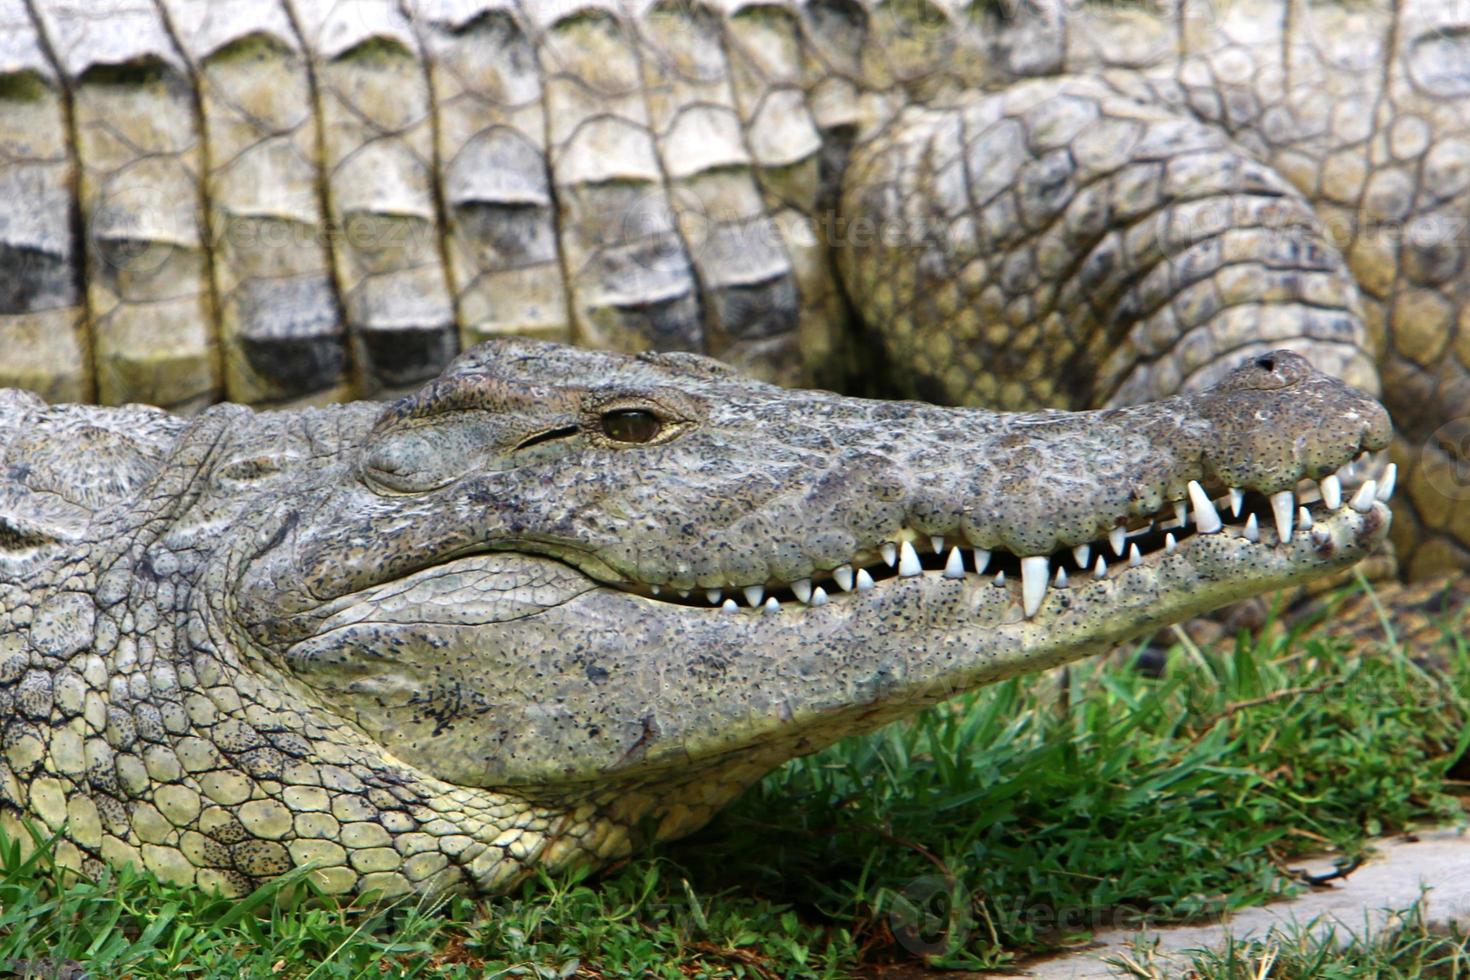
left=577, top=364, right=1392, bottom=618
left=597, top=449, right=1395, bottom=621
left=269, top=495, right=1391, bottom=792
left=254, top=350, right=1391, bottom=632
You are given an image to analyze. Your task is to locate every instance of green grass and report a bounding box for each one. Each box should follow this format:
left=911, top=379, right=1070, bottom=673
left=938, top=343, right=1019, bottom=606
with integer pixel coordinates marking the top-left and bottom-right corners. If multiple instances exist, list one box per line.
left=1111, top=894, right=1470, bottom=977
left=3, top=601, right=1468, bottom=977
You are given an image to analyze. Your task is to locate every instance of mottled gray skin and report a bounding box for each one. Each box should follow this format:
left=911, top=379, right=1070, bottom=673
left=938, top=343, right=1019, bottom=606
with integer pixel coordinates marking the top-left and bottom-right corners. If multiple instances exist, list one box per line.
left=0, top=341, right=1391, bottom=897
left=1, top=0, right=1466, bottom=579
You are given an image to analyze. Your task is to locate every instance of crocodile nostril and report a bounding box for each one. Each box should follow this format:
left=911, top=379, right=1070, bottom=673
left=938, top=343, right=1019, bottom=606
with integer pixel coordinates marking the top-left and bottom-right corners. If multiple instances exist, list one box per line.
left=1255, top=354, right=1276, bottom=372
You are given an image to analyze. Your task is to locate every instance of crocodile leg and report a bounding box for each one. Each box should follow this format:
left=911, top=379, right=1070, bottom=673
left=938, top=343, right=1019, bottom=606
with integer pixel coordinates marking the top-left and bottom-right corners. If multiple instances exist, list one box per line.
left=838, top=74, right=1378, bottom=414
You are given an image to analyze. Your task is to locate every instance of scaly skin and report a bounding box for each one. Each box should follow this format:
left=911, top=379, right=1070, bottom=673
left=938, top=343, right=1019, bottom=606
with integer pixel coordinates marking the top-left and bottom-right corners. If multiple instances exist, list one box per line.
left=0, top=0, right=1466, bottom=579
left=0, top=342, right=1392, bottom=896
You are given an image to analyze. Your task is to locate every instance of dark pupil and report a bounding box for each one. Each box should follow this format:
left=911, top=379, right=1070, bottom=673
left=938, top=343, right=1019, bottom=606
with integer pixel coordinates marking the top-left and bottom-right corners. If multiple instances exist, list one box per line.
left=601, top=409, right=662, bottom=443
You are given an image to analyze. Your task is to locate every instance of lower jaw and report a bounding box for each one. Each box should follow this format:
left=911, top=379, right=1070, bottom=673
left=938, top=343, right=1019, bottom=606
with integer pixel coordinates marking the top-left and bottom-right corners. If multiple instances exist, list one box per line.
left=979, top=496, right=1392, bottom=633
left=548, top=502, right=1391, bottom=818
left=416, top=502, right=1389, bottom=837
left=979, top=500, right=1389, bottom=653
left=683, top=501, right=1393, bottom=735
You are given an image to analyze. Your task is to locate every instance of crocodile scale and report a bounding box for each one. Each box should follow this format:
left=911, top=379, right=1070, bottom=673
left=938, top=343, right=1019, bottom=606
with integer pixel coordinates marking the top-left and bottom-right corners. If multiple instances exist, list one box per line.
left=0, top=343, right=1394, bottom=896
left=0, top=0, right=1467, bottom=577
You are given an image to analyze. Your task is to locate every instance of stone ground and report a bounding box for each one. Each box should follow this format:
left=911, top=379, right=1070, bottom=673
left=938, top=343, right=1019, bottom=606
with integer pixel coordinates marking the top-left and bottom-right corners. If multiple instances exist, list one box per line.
left=1014, top=827, right=1470, bottom=977
left=865, top=827, right=1470, bottom=978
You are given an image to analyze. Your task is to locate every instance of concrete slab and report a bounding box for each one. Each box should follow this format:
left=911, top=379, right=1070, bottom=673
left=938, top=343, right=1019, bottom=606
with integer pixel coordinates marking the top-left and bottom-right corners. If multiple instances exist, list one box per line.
left=994, top=827, right=1470, bottom=978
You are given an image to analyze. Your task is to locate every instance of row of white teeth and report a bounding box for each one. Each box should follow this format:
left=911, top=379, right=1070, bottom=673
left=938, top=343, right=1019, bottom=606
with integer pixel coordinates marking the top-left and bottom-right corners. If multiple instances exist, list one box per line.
left=645, top=462, right=1395, bottom=620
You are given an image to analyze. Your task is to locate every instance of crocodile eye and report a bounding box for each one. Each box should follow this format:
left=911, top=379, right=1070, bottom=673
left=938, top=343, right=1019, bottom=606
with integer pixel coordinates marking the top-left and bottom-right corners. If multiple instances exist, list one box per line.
left=600, top=409, right=663, bottom=444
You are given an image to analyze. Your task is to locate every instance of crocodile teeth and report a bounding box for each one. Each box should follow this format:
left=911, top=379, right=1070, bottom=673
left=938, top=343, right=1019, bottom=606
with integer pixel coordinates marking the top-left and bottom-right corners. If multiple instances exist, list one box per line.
left=1350, top=480, right=1378, bottom=513
left=1377, top=463, right=1396, bottom=501
left=1021, top=556, right=1049, bottom=617
left=650, top=459, right=1375, bottom=612
left=898, top=540, right=922, bottom=577
left=1271, top=491, right=1295, bottom=544
left=1320, top=474, right=1342, bottom=510
left=1188, top=480, right=1222, bottom=534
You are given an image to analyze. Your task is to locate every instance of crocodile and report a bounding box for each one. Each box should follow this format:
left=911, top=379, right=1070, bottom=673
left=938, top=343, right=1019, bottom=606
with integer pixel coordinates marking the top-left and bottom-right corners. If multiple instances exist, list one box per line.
left=0, top=340, right=1392, bottom=896
left=0, top=0, right=1465, bottom=583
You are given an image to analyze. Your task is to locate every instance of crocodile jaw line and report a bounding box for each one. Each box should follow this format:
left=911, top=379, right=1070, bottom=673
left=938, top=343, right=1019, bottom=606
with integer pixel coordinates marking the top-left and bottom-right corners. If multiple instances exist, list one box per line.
left=569, top=455, right=1397, bottom=622
left=279, top=493, right=1389, bottom=793
left=552, top=498, right=1393, bottom=786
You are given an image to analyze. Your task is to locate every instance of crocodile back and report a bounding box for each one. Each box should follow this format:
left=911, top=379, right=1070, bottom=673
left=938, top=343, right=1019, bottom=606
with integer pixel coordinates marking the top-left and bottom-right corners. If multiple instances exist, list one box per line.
left=0, top=0, right=1015, bottom=409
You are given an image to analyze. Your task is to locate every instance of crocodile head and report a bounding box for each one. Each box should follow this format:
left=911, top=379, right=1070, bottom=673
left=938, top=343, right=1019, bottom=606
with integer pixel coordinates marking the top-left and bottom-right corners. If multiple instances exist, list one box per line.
left=218, top=339, right=1390, bottom=882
